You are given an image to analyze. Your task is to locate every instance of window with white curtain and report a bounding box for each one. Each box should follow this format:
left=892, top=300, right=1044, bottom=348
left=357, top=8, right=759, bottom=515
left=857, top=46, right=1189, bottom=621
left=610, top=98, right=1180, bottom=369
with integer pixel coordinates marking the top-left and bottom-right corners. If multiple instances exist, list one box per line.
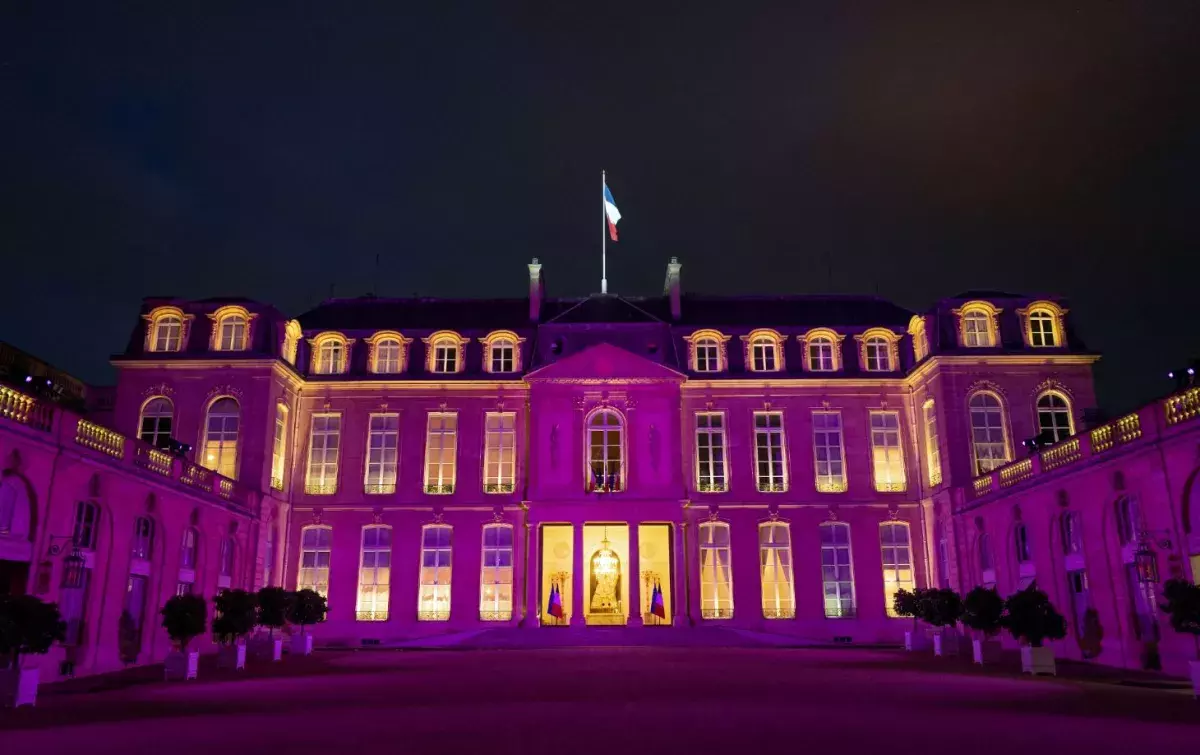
left=812, top=411, right=846, bottom=492
left=152, top=315, right=183, bottom=352
left=923, top=400, right=942, bottom=487
left=217, top=314, right=248, bottom=351
left=759, top=522, right=795, bottom=619
left=424, top=413, right=458, bottom=493
left=588, top=410, right=623, bottom=492
left=315, top=339, right=345, bottom=374
left=364, top=413, right=399, bottom=494
left=270, top=404, right=288, bottom=491
left=356, top=526, right=391, bottom=621
left=969, top=393, right=1008, bottom=475
left=201, top=397, right=240, bottom=479
left=754, top=412, right=787, bottom=492
left=305, top=414, right=341, bottom=495
left=418, top=525, right=453, bottom=620
left=698, top=521, right=733, bottom=619
left=962, top=310, right=993, bottom=347
left=483, top=413, right=516, bottom=493
left=374, top=338, right=402, bottom=373
left=479, top=524, right=514, bottom=621
left=299, top=526, right=332, bottom=599
left=881, top=522, right=915, bottom=616
left=820, top=522, right=855, bottom=618
left=695, top=412, right=727, bottom=492
left=869, top=411, right=906, bottom=492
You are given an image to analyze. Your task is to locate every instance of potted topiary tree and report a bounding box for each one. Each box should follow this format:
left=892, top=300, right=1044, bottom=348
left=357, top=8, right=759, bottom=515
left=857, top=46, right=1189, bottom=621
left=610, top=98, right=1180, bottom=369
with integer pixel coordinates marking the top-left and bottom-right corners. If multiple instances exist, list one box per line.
left=962, top=586, right=1004, bottom=665
left=924, top=588, right=964, bottom=657
left=0, top=594, right=66, bottom=707
left=161, top=593, right=207, bottom=681
left=893, top=588, right=930, bottom=651
left=1002, top=582, right=1066, bottom=675
left=1160, top=578, right=1200, bottom=697
left=254, top=586, right=290, bottom=661
left=287, top=589, right=327, bottom=656
left=212, top=589, right=256, bottom=671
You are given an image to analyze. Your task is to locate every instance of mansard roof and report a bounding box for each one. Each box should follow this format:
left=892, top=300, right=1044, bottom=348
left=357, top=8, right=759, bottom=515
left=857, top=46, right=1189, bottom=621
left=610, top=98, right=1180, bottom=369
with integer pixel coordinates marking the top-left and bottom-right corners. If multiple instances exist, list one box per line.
left=298, top=296, right=530, bottom=331
left=676, top=294, right=913, bottom=327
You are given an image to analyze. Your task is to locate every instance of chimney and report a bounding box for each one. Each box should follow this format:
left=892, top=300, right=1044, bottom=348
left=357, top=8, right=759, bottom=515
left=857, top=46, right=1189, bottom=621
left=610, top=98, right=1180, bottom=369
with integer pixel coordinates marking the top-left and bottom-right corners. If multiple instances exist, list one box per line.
left=528, top=258, right=544, bottom=322
left=663, top=256, right=682, bottom=321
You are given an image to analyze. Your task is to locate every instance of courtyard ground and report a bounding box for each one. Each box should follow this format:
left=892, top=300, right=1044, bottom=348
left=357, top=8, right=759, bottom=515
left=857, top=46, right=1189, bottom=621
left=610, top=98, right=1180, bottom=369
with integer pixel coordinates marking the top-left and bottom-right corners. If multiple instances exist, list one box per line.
left=1, top=646, right=1197, bottom=753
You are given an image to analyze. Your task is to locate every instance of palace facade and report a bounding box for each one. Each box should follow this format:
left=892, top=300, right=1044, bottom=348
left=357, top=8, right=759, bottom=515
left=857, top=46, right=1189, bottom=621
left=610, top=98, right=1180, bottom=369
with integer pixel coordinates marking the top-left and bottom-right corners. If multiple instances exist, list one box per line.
left=2, top=258, right=1199, bottom=680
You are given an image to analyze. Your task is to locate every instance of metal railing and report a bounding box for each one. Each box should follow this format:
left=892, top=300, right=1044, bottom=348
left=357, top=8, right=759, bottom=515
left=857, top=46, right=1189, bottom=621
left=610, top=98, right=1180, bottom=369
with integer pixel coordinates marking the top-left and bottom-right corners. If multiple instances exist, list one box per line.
left=701, top=608, right=734, bottom=620
left=417, top=610, right=450, bottom=621
left=356, top=610, right=389, bottom=622
left=762, top=607, right=796, bottom=619
left=305, top=482, right=338, bottom=496
left=479, top=610, right=512, bottom=622
left=364, top=482, right=396, bottom=495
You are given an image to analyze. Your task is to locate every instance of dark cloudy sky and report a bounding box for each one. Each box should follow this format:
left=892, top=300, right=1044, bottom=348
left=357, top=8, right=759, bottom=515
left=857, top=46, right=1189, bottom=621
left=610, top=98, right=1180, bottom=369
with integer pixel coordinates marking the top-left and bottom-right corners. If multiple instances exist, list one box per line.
left=2, top=3, right=1197, bottom=412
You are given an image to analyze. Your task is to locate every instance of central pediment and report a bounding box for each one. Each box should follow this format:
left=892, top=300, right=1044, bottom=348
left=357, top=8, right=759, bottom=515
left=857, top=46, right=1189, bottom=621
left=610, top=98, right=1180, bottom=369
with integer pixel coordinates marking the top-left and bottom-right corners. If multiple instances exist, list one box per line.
left=525, top=342, right=686, bottom=383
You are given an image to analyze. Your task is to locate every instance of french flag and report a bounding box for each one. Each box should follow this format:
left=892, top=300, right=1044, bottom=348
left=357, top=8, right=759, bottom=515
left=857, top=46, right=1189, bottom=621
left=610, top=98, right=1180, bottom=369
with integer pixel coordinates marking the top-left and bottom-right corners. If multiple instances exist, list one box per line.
left=604, top=182, right=622, bottom=241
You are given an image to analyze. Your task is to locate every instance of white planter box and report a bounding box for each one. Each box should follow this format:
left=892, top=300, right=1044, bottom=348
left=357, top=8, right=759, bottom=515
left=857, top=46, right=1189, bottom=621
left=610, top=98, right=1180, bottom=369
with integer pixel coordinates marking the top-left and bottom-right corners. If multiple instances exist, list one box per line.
left=905, top=630, right=929, bottom=651
left=253, top=637, right=283, bottom=661
left=1020, top=646, right=1056, bottom=676
left=0, top=667, right=39, bottom=708
left=291, top=633, right=313, bottom=656
left=972, top=638, right=1003, bottom=665
left=218, top=643, right=247, bottom=671
left=1190, top=660, right=1200, bottom=699
left=934, top=631, right=961, bottom=657
left=164, top=650, right=199, bottom=681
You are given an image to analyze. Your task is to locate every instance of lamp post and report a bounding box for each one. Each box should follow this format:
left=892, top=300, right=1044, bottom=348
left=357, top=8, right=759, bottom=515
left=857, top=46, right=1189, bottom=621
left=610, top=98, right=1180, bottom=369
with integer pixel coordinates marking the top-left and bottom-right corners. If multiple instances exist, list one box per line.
left=1134, top=530, right=1174, bottom=585
left=45, top=535, right=85, bottom=589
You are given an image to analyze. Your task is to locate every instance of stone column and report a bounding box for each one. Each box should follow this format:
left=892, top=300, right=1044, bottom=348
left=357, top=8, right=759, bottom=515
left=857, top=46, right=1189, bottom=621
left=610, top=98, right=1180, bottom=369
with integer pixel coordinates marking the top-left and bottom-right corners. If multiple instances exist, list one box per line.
left=572, top=523, right=584, bottom=626
left=523, top=518, right=538, bottom=628
left=627, top=522, right=641, bottom=625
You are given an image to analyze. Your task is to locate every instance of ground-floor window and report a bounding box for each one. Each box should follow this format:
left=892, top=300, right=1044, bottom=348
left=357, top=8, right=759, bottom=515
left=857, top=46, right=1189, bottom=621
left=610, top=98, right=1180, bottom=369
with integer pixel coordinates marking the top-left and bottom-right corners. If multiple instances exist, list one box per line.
left=880, top=522, right=914, bottom=617
left=480, top=524, right=514, bottom=621
left=356, top=526, right=391, bottom=621
left=821, top=522, right=855, bottom=618
left=699, top=521, right=733, bottom=619
left=759, top=522, right=794, bottom=619
left=119, top=575, right=147, bottom=663
left=59, top=568, right=91, bottom=646
left=419, top=525, right=452, bottom=621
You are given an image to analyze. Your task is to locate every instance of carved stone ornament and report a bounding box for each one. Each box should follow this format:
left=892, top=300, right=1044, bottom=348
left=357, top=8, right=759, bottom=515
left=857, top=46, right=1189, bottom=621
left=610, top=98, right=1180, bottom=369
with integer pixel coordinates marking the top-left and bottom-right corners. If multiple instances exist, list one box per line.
left=432, top=509, right=446, bottom=525
left=967, top=379, right=1008, bottom=400
left=312, top=509, right=324, bottom=526
left=142, top=383, right=175, bottom=397
left=827, top=504, right=840, bottom=522
left=206, top=384, right=245, bottom=400
left=373, top=508, right=384, bottom=525
left=767, top=504, right=780, bottom=520
left=887, top=504, right=901, bottom=520
left=821, top=399, right=832, bottom=410
left=492, top=507, right=505, bottom=524
left=707, top=506, right=720, bottom=521
left=1033, top=377, right=1071, bottom=400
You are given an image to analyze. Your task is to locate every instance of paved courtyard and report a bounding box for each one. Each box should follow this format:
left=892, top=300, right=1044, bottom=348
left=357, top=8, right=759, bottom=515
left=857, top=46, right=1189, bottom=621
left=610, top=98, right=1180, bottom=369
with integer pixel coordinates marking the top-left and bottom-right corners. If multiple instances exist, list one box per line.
left=2, top=647, right=1197, bottom=753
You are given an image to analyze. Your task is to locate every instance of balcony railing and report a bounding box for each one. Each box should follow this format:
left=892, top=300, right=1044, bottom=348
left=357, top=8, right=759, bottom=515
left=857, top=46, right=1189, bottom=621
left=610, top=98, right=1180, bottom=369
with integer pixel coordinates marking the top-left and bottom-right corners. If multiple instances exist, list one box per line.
left=75, top=419, right=124, bottom=458
left=1, top=385, right=53, bottom=430
left=756, top=481, right=786, bottom=493
left=1040, top=437, right=1081, bottom=471
left=696, top=480, right=728, bottom=493
left=824, top=606, right=857, bottom=619
left=815, top=478, right=848, bottom=494
left=417, top=610, right=450, bottom=621
left=270, top=475, right=284, bottom=491
left=305, top=482, right=338, bottom=496
left=364, top=482, right=396, bottom=495
left=762, top=607, right=796, bottom=620
left=181, top=462, right=213, bottom=488
left=356, top=610, right=389, bottom=622
left=1164, top=387, right=1200, bottom=425
left=484, top=482, right=515, bottom=494
left=134, top=443, right=173, bottom=477
left=424, top=483, right=455, bottom=495
left=479, top=610, right=512, bottom=622
left=701, top=608, right=734, bottom=620
left=873, top=480, right=907, bottom=494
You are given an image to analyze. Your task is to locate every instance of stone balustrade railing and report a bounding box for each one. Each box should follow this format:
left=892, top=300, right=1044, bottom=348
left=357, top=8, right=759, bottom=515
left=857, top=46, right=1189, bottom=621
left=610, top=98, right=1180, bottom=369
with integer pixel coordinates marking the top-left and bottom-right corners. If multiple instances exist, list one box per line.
left=0, top=384, right=251, bottom=512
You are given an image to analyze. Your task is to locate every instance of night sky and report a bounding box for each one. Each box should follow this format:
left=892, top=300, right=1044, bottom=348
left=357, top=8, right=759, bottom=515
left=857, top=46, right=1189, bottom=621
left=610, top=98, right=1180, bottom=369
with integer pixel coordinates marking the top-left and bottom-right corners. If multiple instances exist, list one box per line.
left=3, top=4, right=1198, bottom=412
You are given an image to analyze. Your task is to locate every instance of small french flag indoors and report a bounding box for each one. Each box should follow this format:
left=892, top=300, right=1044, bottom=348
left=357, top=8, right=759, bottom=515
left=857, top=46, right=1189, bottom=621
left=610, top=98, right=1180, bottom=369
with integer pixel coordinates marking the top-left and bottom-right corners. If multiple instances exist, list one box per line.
left=604, top=181, right=622, bottom=241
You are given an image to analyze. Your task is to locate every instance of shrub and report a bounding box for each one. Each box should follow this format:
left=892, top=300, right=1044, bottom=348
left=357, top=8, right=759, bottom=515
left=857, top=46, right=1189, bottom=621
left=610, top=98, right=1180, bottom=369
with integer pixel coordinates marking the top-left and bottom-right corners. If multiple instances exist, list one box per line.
left=287, top=589, right=328, bottom=635
left=892, top=588, right=927, bottom=630
left=256, top=587, right=291, bottom=639
left=1002, top=582, right=1066, bottom=648
left=922, top=588, right=964, bottom=629
left=0, top=595, right=66, bottom=668
left=161, top=594, right=207, bottom=652
left=212, top=589, right=258, bottom=646
left=961, top=587, right=1004, bottom=637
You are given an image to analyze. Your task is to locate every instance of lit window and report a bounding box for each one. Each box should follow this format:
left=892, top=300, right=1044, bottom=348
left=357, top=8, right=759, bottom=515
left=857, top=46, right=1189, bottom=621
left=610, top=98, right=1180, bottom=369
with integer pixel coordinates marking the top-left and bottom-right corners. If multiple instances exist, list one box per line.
left=963, top=311, right=992, bottom=347
left=179, top=527, right=198, bottom=570
left=1067, top=568, right=1091, bottom=636
left=820, top=522, right=855, bottom=618
left=483, top=413, right=516, bottom=493
left=217, top=314, right=248, bottom=351
left=0, top=478, right=25, bottom=536
left=1027, top=309, right=1059, bottom=347
left=923, top=400, right=942, bottom=487
left=431, top=339, right=459, bottom=373
left=314, top=337, right=346, bottom=375
left=694, top=338, right=721, bottom=372
left=698, top=521, right=733, bottom=619
left=750, top=337, right=779, bottom=372
left=909, top=315, right=929, bottom=362
left=759, top=522, right=795, bottom=619
left=218, top=537, right=235, bottom=588
left=201, top=397, right=240, bottom=479
left=968, top=392, right=1009, bottom=475
left=131, top=517, right=154, bottom=561
left=807, top=337, right=836, bottom=372
left=479, top=524, right=514, bottom=621
left=61, top=507, right=96, bottom=645
left=864, top=337, right=892, bottom=371
left=304, top=414, right=341, bottom=495
left=695, top=413, right=727, bottom=492
left=812, top=411, right=846, bottom=493
left=754, top=412, right=787, bottom=492
left=869, top=411, right=906, bottom=492
left=489, top=339, right=516, bottom=373
left=282, top=320, right=302, bottom=365
left=356, top=526, right=391, bottom=621
left=424, top=413, right=458, bottom=494
left=1036, top=392, right=1073, bottom=443
left=418, top=525, right=452, bottom=621
left=364, top=414, right=399, bottom=494
left=374, top=338, right=402, bottom=374
left=881, top=522, right=915, bottom=616
left=270, top=404, right=288, bottom=491
left=151, top=314, right=183, bottom=352
left=1116, top=496, right=1141, bottom=546
left=299, top=526, right=332, bottom=599
left=138, top=397, right=173, bottom=449
left=588, top=410, right=623, bottom=492
left=1060, top=511, right=1084, bottom=555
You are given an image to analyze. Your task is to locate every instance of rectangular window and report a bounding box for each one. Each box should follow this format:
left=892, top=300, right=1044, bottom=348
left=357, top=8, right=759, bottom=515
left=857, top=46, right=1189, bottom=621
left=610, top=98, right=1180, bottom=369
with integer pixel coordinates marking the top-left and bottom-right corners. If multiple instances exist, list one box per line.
left=424, top=413, right=457, bottom=494
left=1067, top=569, right=1090, bottom=635
left=121, top=575, right=148, bottom=661
left=695, top=413, right=727, bottom=492
left=483, top=413, right=516, bottom=493
left=937, top=538, right=950, bottom=589
left=479, top=524, right=514, bottom=621
left=418, top=526, right=452, bottom=620
left=759, top=523, right=795, bottom=619
left=869, top=411, right=906, bottom=493
left=820, top=522, right=855, bottom=618
left=923, top=401, right=942, bottom=487
left=754, top=412, right=787, bottom=492
left=698, top=522, right=733, bottom=619
left=364, top=413, right=400, bottom=494
left=356, top=527, right=391, bottom=621
left=304, top=414, right=341, bottom=495
left=60, top=568, right=91, bottom=646
left=490, top=342, right=515, bottom=373
left=881, top=522, right=915, bottom=616
left=812, top=411, right=846, bottom=493
left=298, top=527, right=332, bottom=599
left=270, top=404, right=288, bottom=491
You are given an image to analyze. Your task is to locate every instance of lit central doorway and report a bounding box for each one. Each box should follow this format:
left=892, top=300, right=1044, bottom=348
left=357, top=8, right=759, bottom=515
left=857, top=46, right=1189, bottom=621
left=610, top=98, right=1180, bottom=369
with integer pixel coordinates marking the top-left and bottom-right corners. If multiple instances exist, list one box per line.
left=584, top=524, right=628, bottom=625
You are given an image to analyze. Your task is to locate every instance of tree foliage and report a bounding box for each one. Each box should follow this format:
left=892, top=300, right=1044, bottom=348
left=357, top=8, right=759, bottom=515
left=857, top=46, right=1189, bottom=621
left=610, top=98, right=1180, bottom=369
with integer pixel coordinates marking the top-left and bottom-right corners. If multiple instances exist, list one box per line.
left=1160, top=579, right=1200, bottom=637
left=287, top=589, right=327, bottom=631
left=1002, top=582, right=1066, bottom=648
left=161, top=594, right=207, bottom=652
left=921, top=588, right=964, bottom=628
left=961, top=587, right=1004, bottom=636
left=0, top=594, right=66, bottom=666
left=256, top=587, right=291, bottom=637
left=212, top=589, right=258, bottom=645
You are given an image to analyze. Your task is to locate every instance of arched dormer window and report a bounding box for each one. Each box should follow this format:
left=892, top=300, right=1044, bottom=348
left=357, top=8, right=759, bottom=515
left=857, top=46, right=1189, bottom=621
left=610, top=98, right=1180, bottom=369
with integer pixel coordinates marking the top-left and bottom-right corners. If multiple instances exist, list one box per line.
left=423, top=331, right=467, bottom=374
left=479, top=330, right=525, bottom=374
left=144, top=306, right=191, bottom=353
left=741, top=329, right=785, bottom=372
left=855, top=328, right=901, bottom=372
left=201, top=396, right=240, bottom=479
left=800, top=328, right=844, bottom=372
left=309, top=332, right=354, bottom=375
left=282, top=320, right=302, bottom=365
left=953, top=301, right=1001, bottom=348
left=908, top=315, right=929, bottom=362
left=684, top=330, right=731, bottom=373
left=1017, top=301, right=1067, bottom=348
left=138, top=397, right=174, bottom=449
left=365, top=331, right=411, bottom=375
left=968, top=391, right=1009, bottom=475
left=586, top=408, right=625, bottom=492
left=1036, top=391, right=1074, bottom=443
left=208, top=305, right=255, bottom=352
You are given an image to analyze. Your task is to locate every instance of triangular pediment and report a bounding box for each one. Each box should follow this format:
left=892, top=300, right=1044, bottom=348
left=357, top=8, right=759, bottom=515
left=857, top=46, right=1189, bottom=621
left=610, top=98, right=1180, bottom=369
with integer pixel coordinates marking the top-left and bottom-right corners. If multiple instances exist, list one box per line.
left=525, top=342, right=686, bottom=382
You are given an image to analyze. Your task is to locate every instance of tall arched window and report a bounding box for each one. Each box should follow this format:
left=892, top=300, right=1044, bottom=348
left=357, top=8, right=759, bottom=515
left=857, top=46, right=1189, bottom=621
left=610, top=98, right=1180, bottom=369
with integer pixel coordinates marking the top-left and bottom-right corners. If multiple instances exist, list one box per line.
left=179, top=527, right=198, bottom=570
left=1014, top=523, right=1032, bottom=563
left=201, top=397, right=240, bottom=479
left=356, top=526, right=392, bottom=621
left=0, top=477, right=31, bottom=540
left=979, top=532, right=995, bottom=587
left=759, top=522, right=795, bottom=619
left=588, top=410, right=624, bottom=492
left=1036, top=392, right=1074, bottom=443
left=694, top=337, right=721, bottom=372
left=820, top=522, right=855, bottom=618
left=864, top=337, right=892, bottom=371
left=138, top=397, right=174, bottom=449
left=418, top=524, right=453, bottom=621
left=968, top=392, right=1008, bottom=475
left=962, top=310, right=993, bottom=347
left=298, top=525, right=332, bottom=598
left=880, top=522, right=914, bottom=616
left=698, top=521, right=733, bottom=619
left=807, top=337, right=836, bottom=371
left=1115, top=496, right=1141, bottom=546
left=479, top=523, right=514, bottom=621
left=750, top=335, right=780, bottom=372
left=73, top=501, right=99, bottom=549
left=428, top=334, right=463, bottom=374
left=1061, top=511, right=1084, bottom=555
left=131, top=517, right=154, bottom=560
left=151, top=314, right=183, bottom=352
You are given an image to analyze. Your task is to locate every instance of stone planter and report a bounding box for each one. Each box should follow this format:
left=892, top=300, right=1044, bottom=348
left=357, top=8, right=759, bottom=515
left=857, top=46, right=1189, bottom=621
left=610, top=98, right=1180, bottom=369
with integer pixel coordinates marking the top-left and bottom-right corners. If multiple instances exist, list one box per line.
left=218, top=643, right=247, bottom=670
left=164, top=650, right=199, bottom=681
left=291, top=633, right=313, bottom=656
left=252, top=636, right=283, bottom=661
left=905, top=629, right=929, bottom=651
left=1020, top=645, right=1056, bottom=676
left=0, top=666, right=40, bottom=708
left=1190, top=660, right=1200, bottom=699
left=972, top=638, right=1003, bottom=665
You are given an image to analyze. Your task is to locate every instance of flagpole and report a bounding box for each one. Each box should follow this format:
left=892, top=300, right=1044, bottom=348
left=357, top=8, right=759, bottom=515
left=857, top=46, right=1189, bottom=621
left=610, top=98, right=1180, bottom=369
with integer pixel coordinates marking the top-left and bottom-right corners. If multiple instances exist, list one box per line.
left=601, top=169, right=608, bottom=295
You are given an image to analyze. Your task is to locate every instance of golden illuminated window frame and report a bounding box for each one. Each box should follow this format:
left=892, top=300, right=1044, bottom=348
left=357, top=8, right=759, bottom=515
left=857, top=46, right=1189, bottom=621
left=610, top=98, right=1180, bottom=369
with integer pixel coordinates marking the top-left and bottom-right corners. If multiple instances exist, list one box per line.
left=683, top=329, right=732, bottom=372
left=143, top=306, right=194, bottom=353
left=422, top=330, right=468, bottom=374
left=967, top=390, right=1012, bottom=475
left=951, top=301, right=1001, bottom=348
left=1034, top=389, right=1076, bottom=438
left=207, top=305, right=256, bottom=352
left=1016, top=301, right=1067, bottom=348
left=854, top=328, right=901, bottom=372
left=364, top=330, right=412, bottom=374
left=478, top=330, right=526, bottom=374
left=740, top=328, right=787, bottom=372
left=307, top=332, right=356, bottom=375
left=282, top=320, right=303, bottom=365
left=799, top=328, right=844, bottom=372
left=583, top=406, right=627, bottom=493
left=907, top=315, right=929, bottom=362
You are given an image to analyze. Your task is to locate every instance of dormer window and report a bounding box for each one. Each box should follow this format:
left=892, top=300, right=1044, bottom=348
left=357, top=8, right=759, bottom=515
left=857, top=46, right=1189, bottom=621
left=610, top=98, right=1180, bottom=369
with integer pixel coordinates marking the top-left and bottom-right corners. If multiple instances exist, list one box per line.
left=144, top=306, right=191, bottom=353
left=435, top=342, right=457, bottom=372
left=310, top=332, right=352, bottom=375
left=364, top=331, right=411, bottom=375
left=865, top=338, right=891, bottom=371
left=801, top=328, right=843, bottom=372
left=743, top=330, right=785, bottom=373
left=908, top=315, right=929, bottom=362
left=857, top=329, right=900, bottom=372
left=1017, top=301, right=1067, bottom=348
left=424, top=331, right=467, bottom=374
left=953, top=301, right=1001, bottom=348
left=685, top=330, right=730, bottom=373
left=282, top=320, right=302, bottom=365
left=208, top=305, right=254, bottom=352
left=480, top=331, right=524, bottom=374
